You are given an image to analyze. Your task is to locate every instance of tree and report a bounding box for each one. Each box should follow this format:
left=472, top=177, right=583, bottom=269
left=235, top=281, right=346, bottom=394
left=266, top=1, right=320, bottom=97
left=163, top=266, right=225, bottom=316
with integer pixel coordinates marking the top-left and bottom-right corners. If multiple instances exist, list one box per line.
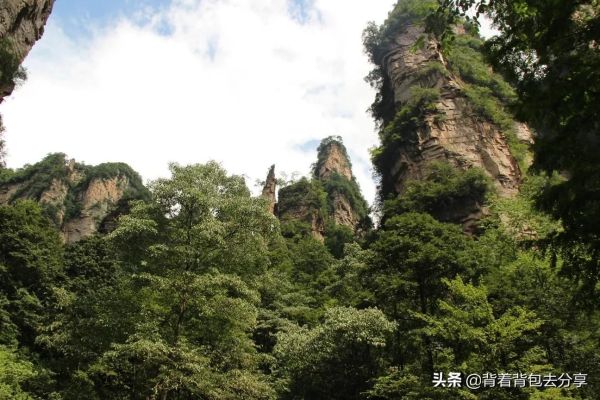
left=367, top=212, right=485, bottom=376
left=437, top=0, right=600, bottom=299
left=0, top=201, right=63, bottom=348
left=274, top=307, right=395, bottom=400
left=0, top=346, right=36, bottom=400
left=83, top=162, right=278, bottom=399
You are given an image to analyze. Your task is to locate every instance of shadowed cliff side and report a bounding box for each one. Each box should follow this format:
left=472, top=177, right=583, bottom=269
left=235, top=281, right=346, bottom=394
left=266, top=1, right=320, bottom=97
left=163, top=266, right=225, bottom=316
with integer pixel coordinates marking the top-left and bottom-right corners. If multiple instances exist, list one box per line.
left=0, top=0, right=55, bottom=103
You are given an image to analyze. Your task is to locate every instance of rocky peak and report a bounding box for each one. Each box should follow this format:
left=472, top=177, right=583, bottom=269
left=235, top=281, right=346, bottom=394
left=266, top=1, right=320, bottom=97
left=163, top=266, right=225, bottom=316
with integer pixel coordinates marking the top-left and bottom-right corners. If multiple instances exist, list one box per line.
left=315, top=137, right=369, bottom=232
left=367, top=14, right=535, bottom=228
left=0, top=153, right=148, bottom=243
left=0, top=0, right=55, bottom=103
left=265, top=137, right=370, bottom=241
left=381, top=24, right=528, bottom=198
left=261, top=164, right=277, bottom=215
left=315, top=139, right=353, bottom=181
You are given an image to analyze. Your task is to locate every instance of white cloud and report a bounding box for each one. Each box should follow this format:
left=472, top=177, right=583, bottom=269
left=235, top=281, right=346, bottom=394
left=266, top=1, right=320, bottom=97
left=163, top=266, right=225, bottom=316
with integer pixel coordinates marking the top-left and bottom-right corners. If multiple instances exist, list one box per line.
left=2, top=0, right=397, bottom=205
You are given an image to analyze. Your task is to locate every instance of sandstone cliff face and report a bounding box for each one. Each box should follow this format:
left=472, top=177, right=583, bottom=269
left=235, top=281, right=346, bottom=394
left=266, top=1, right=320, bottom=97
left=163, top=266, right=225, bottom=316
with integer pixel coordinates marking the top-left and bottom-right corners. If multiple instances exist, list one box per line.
left=0, top=0, right=55, bottom=102
left=316, top=142, right=353, bottom=181
left=261, top=165, right=277, bottom=215
left=62, top=175, right=130, bottom=243
left=381, top=24, right=529, bottom=199
left=0, top=154, right=147, bottom=243
left=330, top=192, right=357, bottom=228
left=314, top=139, right=368, bottom=232
left=267, top=138, right=369, bottom=241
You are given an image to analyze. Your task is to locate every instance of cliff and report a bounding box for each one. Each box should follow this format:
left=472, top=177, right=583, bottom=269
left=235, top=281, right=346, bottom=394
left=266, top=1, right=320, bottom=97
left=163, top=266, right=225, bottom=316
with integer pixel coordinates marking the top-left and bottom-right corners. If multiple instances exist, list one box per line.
left=379, top=24, right=528, bottom=196
left=0, top=0, right=55, bottom=103
left=261, top=164, right=277, bottom=215
left=313, top=137, right=369, bottom=231
left=365, top=2, right=533, bottom=226
left=0, top=0, right=55, bottom=167
left=0, top=153, right=148, bottom=243
left=274, top=136, right=370, bottom=242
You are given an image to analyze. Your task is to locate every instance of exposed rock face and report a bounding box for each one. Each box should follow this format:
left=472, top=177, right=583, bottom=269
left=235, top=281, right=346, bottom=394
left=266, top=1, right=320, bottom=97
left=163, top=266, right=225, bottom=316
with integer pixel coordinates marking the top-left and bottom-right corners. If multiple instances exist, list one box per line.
left=382, top=24, right=527, bottom=198
left=269, top=137, right=369, bottom=241
left=331, top=192, right=357, bottom=228
left=317, top=142, right=353, bottom=181
left=0, top=0, right=55, bottom=102
left=62, top=175, right=130, bottom=243
left=261, top=164, right=277, bottom=215
left=315, top=139, right=368, bottom=232
left=0, top=153, right=147, bottom=243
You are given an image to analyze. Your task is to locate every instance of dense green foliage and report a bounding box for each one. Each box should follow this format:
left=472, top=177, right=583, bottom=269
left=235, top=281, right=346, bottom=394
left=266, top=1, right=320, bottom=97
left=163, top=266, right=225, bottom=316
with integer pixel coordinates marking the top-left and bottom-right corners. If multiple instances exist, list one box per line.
left=382, top=161, right=490, bottom=224
left=0, top=0, right=599, bottom=398
left=437, top=0, right=600, bottom=303
left=0, top=155, right=598, bottom=398
left=0, top=38, right=27, bottom=88
left=278, top=178, right=327, bottom=222
left=0, top=153, right=148, bottom=224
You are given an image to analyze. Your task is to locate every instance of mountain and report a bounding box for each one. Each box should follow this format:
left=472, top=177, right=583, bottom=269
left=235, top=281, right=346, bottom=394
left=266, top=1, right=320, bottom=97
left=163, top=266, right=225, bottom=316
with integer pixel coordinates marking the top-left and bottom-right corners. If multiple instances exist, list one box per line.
left=0, top=153, right=148, bottom=243
left=262, top=136, right=370, bottom=243
left=364, top=1, right=534, bottom=227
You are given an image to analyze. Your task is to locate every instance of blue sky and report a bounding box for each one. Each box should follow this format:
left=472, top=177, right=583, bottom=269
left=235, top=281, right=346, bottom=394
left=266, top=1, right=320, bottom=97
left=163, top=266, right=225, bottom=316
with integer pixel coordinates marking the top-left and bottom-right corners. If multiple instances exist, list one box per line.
left=53, top=1, right=164, bottom=22
left=50, top=0, right=168, bottom=36
left=53, top=0, right=319, bottom=33
left=2, top=0, right=400, bottom=204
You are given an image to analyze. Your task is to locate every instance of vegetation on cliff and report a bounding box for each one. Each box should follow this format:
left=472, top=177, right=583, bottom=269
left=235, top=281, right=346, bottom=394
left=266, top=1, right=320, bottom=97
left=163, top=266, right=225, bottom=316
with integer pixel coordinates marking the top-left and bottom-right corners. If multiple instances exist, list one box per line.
left=364, top=0, right=530, bottom=201
left=0, top=0, right=599, bottom=399
left=0, top=153, right=149, bottom=232
left=438, top=0, right=600, bottom=305
left=0, top=38, right=27, bottom=89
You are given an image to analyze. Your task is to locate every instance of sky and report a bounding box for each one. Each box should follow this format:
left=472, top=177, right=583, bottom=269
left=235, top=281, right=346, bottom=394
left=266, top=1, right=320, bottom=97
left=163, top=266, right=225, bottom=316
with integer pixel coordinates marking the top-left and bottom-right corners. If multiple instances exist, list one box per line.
left=1, top=0, right=495, bottom=205
left=1, top=0, right=402, bottom=204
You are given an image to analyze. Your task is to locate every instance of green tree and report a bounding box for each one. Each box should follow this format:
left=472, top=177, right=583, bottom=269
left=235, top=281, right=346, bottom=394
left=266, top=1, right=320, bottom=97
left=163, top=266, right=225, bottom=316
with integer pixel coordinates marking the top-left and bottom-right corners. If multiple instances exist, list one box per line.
left=438, top=0, right=600, bottom=300
left=0, top=346, right=36, bottom=400
left=82, top=162, right=278, bottom=399
left=0, top=201, right=63, bottom=348
left=274, top=307, right=395, bottom=400
left=367, top=213, right=485, bottom=375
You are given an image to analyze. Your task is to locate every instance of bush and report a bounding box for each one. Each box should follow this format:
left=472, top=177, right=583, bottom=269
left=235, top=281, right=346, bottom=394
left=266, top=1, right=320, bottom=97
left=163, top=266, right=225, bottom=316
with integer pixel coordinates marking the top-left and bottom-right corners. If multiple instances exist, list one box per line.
left=0, top=39, right=26, bottom=87
left=383, top=161, right=491, bottom=223
left=278, top=178, right=327, bottom=220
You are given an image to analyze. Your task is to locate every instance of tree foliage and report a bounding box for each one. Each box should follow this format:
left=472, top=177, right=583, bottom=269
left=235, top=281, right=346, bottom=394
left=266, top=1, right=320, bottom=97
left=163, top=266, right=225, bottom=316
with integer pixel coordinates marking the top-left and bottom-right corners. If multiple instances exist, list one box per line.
left=438, top=0, right=600, bottom=300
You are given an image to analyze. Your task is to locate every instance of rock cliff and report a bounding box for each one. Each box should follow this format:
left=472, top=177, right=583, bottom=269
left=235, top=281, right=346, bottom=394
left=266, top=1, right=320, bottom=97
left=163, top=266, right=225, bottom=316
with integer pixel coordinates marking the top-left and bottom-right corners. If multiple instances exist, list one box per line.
left=315, top=141, right=353, bottom=181
left=367, top=11, right=533, bottom=227
left=381, top=24, right=528, bottom=197
left=313, top=137, right=369, bottom=231
left=0, top=0, right=55, bottom=102
left=274, top=136, right=370, bottom=241
left=0, top=153, right=148, bottom=243
left=261, top=164, right=277, bottom=215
